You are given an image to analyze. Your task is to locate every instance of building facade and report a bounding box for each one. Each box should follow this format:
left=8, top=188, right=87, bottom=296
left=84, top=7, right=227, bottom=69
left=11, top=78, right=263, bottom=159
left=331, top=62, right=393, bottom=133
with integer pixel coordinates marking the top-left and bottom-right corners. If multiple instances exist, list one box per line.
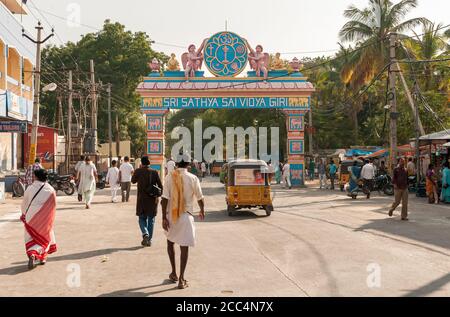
left=0, top=0, right=34, bottom=172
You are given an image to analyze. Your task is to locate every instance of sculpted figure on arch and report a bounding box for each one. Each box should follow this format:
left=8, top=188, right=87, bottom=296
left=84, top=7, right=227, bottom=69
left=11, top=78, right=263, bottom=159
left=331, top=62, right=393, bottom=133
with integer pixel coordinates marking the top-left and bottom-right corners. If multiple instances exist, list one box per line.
left=245, top=40, right=269, bottom=80
left=181, top=39, right=208, bottom=81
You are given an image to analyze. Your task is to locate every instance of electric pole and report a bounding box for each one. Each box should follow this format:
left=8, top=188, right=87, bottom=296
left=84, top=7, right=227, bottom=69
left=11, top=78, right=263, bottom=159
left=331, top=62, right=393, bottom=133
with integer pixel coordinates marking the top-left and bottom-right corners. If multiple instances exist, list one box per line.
left=90, top=59, right=97, bottom=155
left=116, top=110, right=121, bottom=164
left=388, top=33, right=398, bottom=172
left=308, top=108, right=313, bottom=156
left=107, top=83, right=113, bottom=164
left=22, top=22, right=54, bottom=165
left=66, top=70, right=73, bottom=173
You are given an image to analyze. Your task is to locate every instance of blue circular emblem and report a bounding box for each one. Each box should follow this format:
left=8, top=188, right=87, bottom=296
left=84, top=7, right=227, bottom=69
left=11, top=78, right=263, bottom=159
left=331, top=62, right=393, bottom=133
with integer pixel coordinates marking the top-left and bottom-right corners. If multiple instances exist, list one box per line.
left=204, top=32, right=248, bottom=77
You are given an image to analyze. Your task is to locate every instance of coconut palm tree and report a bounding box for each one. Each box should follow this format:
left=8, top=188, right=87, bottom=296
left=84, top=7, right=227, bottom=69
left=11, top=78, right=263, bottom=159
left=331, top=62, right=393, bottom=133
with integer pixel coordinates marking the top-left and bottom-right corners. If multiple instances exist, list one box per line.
left=338, top=0, right=425, bottom=139
left=339, top=0, right=425, bottom=88
left=403, top=21, right=449, bottom=90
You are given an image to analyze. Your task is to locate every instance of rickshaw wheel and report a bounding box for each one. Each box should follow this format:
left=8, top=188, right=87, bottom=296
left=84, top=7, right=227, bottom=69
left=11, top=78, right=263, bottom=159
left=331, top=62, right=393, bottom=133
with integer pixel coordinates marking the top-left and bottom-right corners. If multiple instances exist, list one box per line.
left=265, top=205, right=273, bottom=217
left=227, top=205, right=235, bottom=217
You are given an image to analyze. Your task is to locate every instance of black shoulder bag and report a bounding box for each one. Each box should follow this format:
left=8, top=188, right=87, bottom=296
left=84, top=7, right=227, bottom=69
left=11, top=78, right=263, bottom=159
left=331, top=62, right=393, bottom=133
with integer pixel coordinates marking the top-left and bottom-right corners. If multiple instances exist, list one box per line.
left=144, top=169, right=162, bottom=198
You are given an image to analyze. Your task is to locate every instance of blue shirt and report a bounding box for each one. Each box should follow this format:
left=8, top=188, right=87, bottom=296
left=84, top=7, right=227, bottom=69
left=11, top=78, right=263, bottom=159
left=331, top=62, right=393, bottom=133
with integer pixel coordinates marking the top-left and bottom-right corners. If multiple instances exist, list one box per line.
left=329, top=164, right=337, bottom=175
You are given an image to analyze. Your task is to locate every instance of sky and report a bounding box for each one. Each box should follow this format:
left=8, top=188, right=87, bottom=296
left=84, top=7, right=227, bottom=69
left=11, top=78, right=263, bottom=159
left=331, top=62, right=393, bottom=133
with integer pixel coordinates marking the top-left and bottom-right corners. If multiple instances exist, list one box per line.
left=19, top=0, right=450, bottom=62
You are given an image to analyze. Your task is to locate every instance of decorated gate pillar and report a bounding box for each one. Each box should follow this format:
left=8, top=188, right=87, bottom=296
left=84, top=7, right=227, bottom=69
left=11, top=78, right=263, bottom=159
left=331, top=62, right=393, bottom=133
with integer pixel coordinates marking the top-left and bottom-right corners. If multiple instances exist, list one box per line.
left=142, top=107, right=169, bottom=177
left=285, top=110, right=307, bottom=187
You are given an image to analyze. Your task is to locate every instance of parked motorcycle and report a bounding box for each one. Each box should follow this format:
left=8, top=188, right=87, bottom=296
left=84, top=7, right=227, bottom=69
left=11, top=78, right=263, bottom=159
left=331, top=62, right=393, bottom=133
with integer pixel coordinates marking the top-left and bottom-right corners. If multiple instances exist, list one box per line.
left=48, top=172, right=76, bottom=196
left=373, top=174, right=394, bottom=196
left=96, top=173, right=106, bottom=190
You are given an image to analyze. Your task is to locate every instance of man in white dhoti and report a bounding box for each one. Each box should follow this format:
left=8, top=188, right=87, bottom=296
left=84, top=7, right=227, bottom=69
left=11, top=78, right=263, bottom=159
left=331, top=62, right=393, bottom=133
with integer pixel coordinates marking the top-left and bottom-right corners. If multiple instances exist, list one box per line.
left=106, top=160, right=120, bottom=203
left=77, top=156, right=98, bottom=209
left=161, top=154, right=205, bottom=289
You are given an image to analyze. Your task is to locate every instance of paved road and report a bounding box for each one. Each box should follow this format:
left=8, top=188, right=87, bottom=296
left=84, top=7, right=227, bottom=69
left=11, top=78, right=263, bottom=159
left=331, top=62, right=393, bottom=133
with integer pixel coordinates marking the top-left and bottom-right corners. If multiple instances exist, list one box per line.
left=1, top=177, right=450, bottom=297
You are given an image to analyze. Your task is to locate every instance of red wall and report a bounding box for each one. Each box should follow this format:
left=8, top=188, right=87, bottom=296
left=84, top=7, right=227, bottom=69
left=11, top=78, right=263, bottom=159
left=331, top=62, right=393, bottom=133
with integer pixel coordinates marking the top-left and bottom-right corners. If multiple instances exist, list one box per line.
left=24, top=124, right=57, bottom=169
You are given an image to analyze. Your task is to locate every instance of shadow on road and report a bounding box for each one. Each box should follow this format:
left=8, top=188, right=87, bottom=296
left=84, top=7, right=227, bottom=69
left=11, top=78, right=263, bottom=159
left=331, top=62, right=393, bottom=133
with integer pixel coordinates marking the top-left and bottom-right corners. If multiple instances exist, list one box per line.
left=203, top=209, right=270, bottom=223
left=403, top=273, right=450, bottom=297
left=98, top=281, right=178, bottom=297
left=3, top=246, right=143, bottom=274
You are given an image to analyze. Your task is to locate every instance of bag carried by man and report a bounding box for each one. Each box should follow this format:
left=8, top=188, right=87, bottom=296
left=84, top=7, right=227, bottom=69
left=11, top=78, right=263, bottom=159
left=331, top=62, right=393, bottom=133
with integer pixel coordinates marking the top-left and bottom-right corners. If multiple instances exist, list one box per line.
left=144, top=169, right=162, bottom=198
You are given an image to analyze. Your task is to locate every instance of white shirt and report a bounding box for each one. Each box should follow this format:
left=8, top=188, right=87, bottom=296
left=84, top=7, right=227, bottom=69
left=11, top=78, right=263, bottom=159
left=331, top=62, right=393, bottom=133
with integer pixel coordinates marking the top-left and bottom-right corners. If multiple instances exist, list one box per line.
left=201, top=162, right=206, bottom=172
left=282, top=163, right=290, bottom=176
left=162, top=168, right=204, bottom=213
left=166, top=160, right=176, bottom=174
left=360, top=164, right=375, bottom=180
left=119, top=162, right=134, bottom=182
left=106, top=167, right=119, bottom=187
left=74, top=161, right=84, bottom=173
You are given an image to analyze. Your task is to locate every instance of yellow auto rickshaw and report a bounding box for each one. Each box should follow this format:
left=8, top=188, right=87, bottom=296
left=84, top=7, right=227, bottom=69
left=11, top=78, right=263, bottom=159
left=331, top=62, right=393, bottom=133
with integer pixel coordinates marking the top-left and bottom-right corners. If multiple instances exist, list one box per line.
left=221, top=160, right=273, bottom=216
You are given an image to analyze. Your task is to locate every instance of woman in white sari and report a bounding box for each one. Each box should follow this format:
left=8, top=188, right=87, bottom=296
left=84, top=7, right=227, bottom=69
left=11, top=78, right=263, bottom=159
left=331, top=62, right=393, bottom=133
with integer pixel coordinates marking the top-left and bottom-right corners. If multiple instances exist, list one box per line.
left=77, top=156, right=98, bottom=209
left=20, top=169, right=57, bottom=270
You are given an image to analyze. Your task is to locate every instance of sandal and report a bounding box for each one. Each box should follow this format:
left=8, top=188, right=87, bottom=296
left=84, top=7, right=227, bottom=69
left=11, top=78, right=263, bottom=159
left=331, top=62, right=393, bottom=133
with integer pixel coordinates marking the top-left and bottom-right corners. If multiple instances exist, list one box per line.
left=178, top=279, right=189, bottom=289
left=169, top=273, right=179, bottom=283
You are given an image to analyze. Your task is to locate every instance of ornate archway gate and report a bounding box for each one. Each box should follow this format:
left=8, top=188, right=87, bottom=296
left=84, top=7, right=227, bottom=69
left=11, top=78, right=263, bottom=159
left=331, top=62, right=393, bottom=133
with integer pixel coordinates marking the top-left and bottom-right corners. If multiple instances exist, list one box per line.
left=136, top=32, right=315, bottom=186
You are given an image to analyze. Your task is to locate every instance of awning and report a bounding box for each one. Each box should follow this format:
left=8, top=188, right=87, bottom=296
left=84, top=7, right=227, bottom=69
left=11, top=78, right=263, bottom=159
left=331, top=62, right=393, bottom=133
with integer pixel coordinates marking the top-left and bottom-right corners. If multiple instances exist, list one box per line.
left=419, top=130, right=450, bottom=141
left=443, top=142, right=450, bottom=147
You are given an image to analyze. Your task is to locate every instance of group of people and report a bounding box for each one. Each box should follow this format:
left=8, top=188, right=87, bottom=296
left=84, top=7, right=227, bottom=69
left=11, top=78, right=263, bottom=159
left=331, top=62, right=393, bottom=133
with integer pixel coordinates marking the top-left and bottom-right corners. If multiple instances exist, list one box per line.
left=20, top=153, right=206, bottom=289
left=426, top=161, right=450, bottom=204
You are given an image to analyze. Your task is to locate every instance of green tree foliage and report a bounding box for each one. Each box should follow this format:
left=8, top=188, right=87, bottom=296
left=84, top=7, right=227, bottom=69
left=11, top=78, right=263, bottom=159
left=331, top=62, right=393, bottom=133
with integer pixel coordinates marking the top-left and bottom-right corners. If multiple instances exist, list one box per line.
left=40, top=20, right=168, bottom=156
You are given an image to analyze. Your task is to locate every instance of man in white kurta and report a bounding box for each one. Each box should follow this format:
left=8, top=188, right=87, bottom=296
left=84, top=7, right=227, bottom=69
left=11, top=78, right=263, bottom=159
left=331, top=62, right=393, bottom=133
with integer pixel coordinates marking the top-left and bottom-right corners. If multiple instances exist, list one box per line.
left=77, top=157, right=98, bottom=209
left=161, top=158, right=205, bottom=289
left=106, top=160, right=120, bottom=203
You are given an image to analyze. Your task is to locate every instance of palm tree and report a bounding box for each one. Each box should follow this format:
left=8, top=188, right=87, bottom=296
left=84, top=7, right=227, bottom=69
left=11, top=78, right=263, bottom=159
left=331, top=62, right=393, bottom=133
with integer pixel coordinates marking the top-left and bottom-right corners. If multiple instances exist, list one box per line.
left=338, top=0, right=425, bottom=139
left=339, top=0, right=425, bottom=88
left=403, top=20, right=449, bottom=90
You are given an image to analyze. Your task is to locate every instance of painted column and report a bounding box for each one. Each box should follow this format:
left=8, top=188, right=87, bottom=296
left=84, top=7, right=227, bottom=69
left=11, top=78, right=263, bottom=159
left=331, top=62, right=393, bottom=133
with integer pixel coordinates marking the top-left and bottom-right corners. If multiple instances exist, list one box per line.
left=285, top=110, right=306, bottom=187
left=143, top=109, right=168, bottom=179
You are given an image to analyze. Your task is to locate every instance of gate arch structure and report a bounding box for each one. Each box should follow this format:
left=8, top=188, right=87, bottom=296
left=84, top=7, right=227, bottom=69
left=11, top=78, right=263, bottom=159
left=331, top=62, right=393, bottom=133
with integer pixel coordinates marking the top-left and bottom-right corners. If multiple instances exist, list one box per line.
left=136, top=32, right=315, bottom=186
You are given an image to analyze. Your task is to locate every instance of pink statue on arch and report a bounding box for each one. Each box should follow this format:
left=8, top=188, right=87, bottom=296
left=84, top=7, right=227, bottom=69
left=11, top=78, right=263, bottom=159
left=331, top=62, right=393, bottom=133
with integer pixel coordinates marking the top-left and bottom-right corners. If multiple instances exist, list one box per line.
left=181, top=39, right=207, bottom=81
left=245, top=40, right=269, bottom=80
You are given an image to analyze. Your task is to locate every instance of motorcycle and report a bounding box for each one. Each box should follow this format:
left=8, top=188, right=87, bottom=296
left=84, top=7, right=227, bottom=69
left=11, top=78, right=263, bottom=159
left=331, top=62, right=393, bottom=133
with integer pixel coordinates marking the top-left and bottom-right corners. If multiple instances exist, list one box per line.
left=48, top=172, right=76, bottom=196
left=373, top=174, right=394, bottom=196
left=348, top=175, right=394, bottom=199
left=96, top=173, right=106, bottom=190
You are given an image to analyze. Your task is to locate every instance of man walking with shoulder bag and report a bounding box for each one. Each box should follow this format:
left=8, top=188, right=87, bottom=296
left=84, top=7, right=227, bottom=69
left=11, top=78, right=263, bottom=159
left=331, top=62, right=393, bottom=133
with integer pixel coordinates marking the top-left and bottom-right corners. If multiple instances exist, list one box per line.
left=131, top=156, right=163, bottom=247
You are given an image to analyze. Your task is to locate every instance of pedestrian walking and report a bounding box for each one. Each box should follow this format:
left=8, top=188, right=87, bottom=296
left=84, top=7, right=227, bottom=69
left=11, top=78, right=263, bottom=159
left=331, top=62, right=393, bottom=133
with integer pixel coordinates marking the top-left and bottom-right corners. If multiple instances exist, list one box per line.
left=328, top=160, right=337, bottom=190
left=282, top=160, right=291, bottom=189
left=20, top=169, right=57, bottom=270
left=161, top=153, right=205, bottom=289
left=25, top=158, right=43, bottom=187
left=441, top=161, right=450, bottom=203
left=106, top=160, right=120, bottom=203
left=389, top=158, right=409, bottom=220
left=119, top=156, right=134, bottom=202
left=201, top=161, right=207, bottom=178
left=407, top=157, right=416, bottom=177
left=348, top=160, right=361, bottom=194
left=77, top=156, right=98, bottom=209
left=166, top=157, right=176, bottom=176
left=426, top=164, right=439, bottom=204
left=360, top=159, right=375, bottom=199
left=275, top=162, right=282, bottom=185
left=318, top=159, right=327, bottom=189
left=131, top=156, right=163, bottom=247
left=74, top=155, right=85, bottom=201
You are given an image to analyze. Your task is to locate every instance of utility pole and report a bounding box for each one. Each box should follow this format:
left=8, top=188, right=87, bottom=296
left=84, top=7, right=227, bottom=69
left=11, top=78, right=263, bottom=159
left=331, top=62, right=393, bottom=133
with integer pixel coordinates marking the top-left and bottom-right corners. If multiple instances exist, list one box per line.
left=388, top=33, right=398, bottom=173
left=107, top=84, right=113, bottom=164
left=413, top=82, right=422, bottom=189
left=397, top=63, right=425, bottom=135
left=90, top=60, right=97, bottom=155
left=116, top=110, right=121, bottom=164
left=66, top=70, right=73, bottom=174
left=308, top=108, right=313, bottom=156
left=22, top=22, right=54, bottom=165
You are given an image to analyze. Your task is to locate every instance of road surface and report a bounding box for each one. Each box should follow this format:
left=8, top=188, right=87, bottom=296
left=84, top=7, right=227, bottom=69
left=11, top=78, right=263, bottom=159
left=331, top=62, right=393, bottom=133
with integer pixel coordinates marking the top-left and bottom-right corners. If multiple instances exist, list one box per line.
left=1, top=177, right=449, bottom=297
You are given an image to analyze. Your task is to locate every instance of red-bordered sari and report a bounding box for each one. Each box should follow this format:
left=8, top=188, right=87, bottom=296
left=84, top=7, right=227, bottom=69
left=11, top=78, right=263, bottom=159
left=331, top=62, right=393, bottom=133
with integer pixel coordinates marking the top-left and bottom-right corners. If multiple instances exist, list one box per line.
left=20, top=181, right=57, bottom=261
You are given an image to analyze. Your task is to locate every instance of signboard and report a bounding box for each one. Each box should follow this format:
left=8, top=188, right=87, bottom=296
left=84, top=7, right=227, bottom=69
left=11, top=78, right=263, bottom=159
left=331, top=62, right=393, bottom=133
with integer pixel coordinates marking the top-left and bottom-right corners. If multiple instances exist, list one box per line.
left=142, top=96, right=311, bottom=110
left=234, top=168, right=265, bottom=186
left=24, top=125, right=57, bottom=169
left=0, top=121, right=27, bottom=133
left=290, top=164, right=304, bottom=186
